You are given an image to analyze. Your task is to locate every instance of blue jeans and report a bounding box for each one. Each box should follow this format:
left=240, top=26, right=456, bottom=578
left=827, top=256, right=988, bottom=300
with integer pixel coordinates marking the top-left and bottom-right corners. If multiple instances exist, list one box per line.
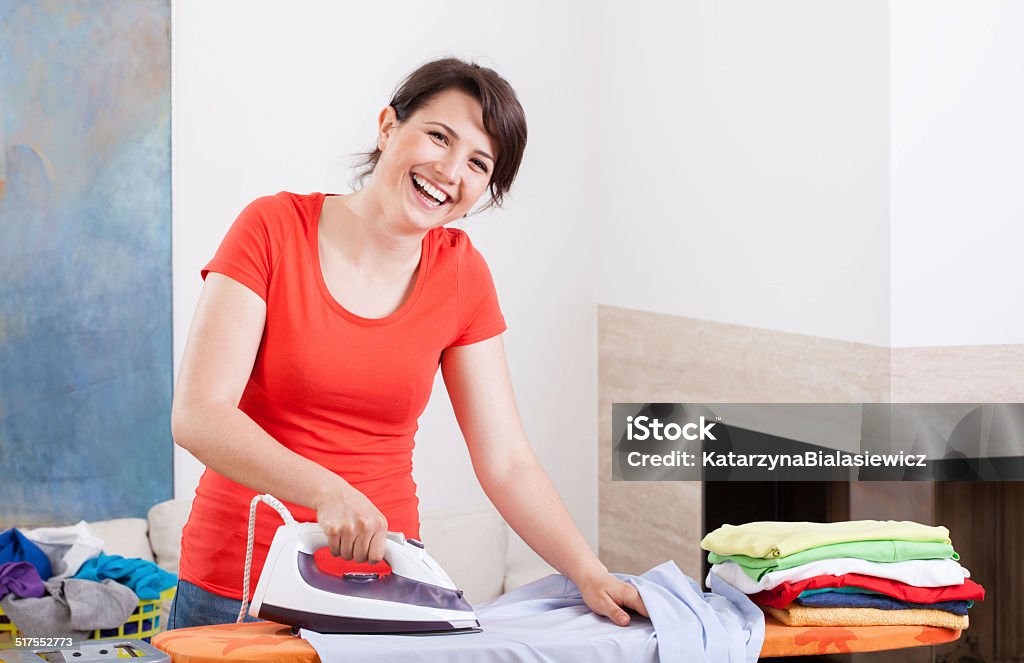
left=167, top=579, right=262, bottom=629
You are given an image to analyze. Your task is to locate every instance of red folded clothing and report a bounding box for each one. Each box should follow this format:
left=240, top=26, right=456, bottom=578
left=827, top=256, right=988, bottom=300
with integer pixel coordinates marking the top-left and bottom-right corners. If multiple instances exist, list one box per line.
left=750, top=573, right=985, bottom=609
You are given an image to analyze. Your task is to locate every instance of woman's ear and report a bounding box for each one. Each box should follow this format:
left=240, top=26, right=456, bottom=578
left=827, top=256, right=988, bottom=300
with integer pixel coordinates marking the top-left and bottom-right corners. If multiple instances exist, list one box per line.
left=377, top=106, right=399, bottom=151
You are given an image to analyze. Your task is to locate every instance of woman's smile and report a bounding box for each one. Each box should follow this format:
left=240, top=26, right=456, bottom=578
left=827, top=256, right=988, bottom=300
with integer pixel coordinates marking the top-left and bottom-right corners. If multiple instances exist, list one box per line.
left=410, top=173, right=451, bottom=209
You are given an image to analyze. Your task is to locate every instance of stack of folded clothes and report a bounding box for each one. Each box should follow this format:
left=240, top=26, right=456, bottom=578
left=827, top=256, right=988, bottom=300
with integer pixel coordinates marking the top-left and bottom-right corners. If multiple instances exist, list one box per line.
left=701, top=520, right=985, bottom=631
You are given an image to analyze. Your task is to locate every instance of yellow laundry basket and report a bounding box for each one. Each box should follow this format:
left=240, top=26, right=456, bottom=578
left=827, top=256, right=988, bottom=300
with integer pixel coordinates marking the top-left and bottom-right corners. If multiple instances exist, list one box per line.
left=0, top=586, right=175, bottom=644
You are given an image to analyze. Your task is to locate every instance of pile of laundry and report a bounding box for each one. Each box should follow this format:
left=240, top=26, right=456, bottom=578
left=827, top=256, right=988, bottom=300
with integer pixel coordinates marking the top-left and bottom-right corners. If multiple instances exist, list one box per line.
left=702, top=520, right=984, bottom=631
left=0, top=522, right=178, bottom=638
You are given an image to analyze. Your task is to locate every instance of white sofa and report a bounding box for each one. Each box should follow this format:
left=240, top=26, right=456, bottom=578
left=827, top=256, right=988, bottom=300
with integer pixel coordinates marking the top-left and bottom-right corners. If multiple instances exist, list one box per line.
left=96, top=499, right=554, bottom=604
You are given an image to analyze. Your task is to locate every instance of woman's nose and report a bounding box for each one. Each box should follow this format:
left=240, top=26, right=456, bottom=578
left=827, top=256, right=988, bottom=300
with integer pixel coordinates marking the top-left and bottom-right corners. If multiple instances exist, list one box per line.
left=432, top=155, right=460, bottom=184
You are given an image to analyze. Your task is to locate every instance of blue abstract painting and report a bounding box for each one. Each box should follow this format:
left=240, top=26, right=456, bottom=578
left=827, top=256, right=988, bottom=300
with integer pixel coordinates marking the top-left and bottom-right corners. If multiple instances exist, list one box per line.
left=0, top=0, right=172, bottom=525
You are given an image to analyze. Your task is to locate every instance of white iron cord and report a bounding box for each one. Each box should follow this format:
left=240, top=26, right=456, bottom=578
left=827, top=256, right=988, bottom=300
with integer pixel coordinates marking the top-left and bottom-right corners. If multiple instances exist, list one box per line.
left=237, top=494, right=298, bottom=623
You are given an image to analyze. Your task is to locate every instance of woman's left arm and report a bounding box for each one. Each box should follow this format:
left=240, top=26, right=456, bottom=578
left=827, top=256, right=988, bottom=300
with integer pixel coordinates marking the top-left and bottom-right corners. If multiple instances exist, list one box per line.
left=441, top=335, right=648, bottom=626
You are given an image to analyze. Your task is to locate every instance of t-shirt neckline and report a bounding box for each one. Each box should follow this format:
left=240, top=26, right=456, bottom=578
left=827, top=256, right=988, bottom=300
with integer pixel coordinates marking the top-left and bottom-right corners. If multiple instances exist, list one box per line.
left=307, top=192, right=433, bottom=326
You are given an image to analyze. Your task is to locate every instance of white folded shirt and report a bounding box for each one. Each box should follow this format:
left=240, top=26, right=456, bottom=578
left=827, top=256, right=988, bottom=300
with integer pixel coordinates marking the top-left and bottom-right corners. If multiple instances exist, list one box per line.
left=22, top=521, right=105, bottom=578
left=709, top=557, right=970, bottom=594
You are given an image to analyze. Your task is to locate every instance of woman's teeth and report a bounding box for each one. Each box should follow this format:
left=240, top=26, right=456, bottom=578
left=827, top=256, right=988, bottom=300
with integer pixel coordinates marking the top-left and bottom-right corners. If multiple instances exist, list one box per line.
left=412, top=174, right=448, bottom=206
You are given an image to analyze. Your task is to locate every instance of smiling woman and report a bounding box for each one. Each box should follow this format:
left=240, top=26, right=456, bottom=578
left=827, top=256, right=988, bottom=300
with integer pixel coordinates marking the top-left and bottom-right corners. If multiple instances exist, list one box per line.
left=353, top=58, right=527, bottom=211
left=168, top=57, right=648, bottom=631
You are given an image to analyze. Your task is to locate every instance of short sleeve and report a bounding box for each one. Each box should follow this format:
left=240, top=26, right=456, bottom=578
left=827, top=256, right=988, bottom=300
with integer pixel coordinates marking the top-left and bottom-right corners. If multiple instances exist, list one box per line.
left=449, top=239, right=507, bottom=347
left=201, top=195, right=291, bottom=301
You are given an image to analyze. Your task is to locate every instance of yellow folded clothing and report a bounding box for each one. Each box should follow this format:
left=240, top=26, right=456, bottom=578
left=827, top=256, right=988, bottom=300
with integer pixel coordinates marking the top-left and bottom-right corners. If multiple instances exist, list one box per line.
left=701, top=520, right=951, bottom=559
left=764, top=604, right=968, bottom=630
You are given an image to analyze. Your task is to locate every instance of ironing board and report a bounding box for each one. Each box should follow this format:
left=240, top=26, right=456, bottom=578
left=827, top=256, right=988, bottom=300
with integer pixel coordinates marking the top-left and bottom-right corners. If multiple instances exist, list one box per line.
left=151, top=616, right=962, bottom=660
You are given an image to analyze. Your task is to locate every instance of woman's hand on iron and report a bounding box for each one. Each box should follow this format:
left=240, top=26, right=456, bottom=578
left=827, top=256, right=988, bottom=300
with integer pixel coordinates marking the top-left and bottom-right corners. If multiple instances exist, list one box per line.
left=579, top=574, right=649, bottom=627
left=314, top=483, right=389, bottom=564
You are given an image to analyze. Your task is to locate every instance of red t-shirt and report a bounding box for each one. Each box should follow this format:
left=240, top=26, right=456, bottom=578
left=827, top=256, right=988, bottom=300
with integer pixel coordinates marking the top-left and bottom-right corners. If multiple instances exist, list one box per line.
left=178, top=192, right=506, bottom=599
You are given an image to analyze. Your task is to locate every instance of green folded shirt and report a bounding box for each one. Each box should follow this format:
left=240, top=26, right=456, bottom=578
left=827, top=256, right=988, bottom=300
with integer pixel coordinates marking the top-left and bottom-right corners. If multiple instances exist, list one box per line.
left=708, top=539, right=958, bottom=581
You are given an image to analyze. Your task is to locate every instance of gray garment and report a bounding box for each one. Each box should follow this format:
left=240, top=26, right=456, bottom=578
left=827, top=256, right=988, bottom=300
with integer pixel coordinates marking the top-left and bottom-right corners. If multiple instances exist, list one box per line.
left=302, top=562, right=764, bottom=663
left=0, top=578, right=138, bottom=637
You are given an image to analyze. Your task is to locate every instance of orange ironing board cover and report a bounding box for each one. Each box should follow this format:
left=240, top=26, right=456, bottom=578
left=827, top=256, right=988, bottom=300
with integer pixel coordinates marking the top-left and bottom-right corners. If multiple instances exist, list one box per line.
left=759, top=614, right=961, bottom=657
left=152, top=618, right=961, bottom=661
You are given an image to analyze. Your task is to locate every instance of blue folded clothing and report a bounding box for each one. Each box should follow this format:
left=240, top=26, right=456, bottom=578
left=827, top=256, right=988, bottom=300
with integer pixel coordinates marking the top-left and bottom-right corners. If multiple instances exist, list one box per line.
left=795, top=590, right=971, bottom=615
left=0, top=529, right=52, bottom=580
left=72, top=554, right=177, bottom=600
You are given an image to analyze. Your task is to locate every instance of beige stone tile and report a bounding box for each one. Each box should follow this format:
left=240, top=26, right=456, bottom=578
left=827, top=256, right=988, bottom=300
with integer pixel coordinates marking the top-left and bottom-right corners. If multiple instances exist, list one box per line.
left=892, top=345, right=1024, bottom=402
left=599, top=306, right=891, bottom=403
left=599, top=480, right=703, bottom=578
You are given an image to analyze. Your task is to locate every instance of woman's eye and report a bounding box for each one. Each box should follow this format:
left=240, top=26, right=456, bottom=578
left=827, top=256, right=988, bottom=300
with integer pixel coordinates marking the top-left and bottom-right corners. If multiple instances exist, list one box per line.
left=428, top=131, right=448, bottom=144
left=471, top=159, right=489, bottom=173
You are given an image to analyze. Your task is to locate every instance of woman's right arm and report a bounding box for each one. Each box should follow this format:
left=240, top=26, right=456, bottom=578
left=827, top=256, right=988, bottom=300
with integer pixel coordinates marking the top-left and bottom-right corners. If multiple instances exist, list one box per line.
left=170, top=273, right=388, bottom=563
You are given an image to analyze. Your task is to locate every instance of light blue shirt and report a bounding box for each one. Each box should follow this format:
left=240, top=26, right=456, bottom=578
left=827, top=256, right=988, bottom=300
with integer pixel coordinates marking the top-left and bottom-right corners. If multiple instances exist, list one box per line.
left=302, top=561, right=764, bottom=662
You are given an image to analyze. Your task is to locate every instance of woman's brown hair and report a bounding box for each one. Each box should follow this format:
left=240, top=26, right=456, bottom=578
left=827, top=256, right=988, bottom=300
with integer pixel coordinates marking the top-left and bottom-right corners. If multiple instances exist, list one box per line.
left=355, top=58, right=527, bottom=210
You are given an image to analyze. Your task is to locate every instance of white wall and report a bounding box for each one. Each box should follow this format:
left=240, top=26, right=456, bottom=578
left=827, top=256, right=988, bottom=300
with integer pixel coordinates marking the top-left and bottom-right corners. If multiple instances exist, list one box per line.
left=594, top=1, right=892, bottom=347
left=890, top=1, right=1024, bottom=347
left=592, top=1, right=1024, bottom=350
left=171, top=1, right=598, bottom=544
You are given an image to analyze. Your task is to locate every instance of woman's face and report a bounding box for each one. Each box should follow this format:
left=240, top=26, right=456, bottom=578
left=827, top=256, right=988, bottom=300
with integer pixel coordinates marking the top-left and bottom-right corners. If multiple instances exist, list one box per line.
left=372, top=89, right=497, bottom=230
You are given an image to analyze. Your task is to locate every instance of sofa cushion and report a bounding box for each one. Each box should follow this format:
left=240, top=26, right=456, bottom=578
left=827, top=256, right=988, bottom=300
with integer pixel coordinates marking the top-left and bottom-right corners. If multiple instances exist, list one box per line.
left=420, top=507, right=507, bottom=604
left=504, top=532, right=557, bottom=591
left=88, top=518, right=154, bottom=563
left=147, top=499, right=192, bottom=573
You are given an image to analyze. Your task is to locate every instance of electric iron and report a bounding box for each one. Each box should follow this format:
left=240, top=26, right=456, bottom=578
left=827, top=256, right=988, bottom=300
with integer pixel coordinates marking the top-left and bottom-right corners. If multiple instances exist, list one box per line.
left=247, top=508, right=481, bottom=635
